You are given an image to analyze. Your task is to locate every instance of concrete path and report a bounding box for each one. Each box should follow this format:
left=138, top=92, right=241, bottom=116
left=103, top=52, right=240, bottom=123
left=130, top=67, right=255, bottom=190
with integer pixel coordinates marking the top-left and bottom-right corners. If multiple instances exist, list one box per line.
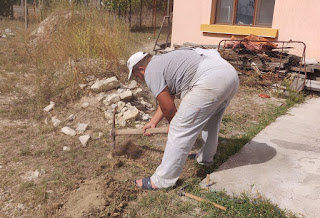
left=200, top=97, right=320, bottom=217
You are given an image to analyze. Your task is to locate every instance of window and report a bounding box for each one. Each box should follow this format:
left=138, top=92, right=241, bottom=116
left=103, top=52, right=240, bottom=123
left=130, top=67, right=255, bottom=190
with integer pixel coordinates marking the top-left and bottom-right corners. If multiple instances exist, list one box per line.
left=215, top=0, right=275, bottom=26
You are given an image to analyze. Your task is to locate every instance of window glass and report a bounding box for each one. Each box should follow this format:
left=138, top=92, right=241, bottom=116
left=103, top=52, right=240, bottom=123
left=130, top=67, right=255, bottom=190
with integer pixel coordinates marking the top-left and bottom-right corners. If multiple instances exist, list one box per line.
left=236, top=0, right=255, bottom=25
left=216, top=0, right=234, bottom=23
left=256, top=0, right=275, bottom=25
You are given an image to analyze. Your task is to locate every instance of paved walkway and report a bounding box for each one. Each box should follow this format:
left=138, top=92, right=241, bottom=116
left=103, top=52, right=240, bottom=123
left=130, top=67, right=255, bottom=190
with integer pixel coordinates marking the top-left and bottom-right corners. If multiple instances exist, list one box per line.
left=201, top=97, right=320, bottom=218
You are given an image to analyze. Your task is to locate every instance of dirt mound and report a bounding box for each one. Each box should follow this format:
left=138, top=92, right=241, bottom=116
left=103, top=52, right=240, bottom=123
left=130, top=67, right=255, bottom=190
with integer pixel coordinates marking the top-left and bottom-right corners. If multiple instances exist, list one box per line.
left=59, top=176, right=139, bottom=217
left=29, top=10, right=80, bottom=46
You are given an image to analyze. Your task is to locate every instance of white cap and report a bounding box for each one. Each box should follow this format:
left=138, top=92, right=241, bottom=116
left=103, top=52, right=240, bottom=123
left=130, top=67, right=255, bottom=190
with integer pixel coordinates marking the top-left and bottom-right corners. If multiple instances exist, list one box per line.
left=127, top=52, right=148, bottom=80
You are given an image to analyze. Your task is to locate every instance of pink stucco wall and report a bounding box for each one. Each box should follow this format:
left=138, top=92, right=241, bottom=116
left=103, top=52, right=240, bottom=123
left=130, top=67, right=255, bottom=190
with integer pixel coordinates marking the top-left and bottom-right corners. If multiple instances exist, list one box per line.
left=171, top=0, right=320, bottom=61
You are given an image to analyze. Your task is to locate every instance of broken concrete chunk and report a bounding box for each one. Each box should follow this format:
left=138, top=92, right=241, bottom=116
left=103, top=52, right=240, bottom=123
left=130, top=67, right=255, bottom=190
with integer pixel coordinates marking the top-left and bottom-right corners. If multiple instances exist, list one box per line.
left=121, top=107, right=128, bottom=113
left=86, top=75, right=96, bottom=82
left=119, top=90, right=133, bottom=101
left=63, top=146, right=71, bottom=151
left=102, top=94, right=120, bottom=106
left=21, top=169, right=45, bottom=181
left=96, top=92, right=106, bottom=102
left=123, top=106, right=139, bottom=121
left=91, top=76, right=120, bottom=92
left=116, top=101, right=125, bottom=112
left=81, top=102, right=89, bottom=108
left=51, top=116, right=61, bottom=127
left=76, top=123, right=89, bottom=134
left=43, top=101, right=55, bottom=112
left=79, top=135, right=90, bottom=146
left=79, top=84, right=87, bottom=89
left=104, top=110, right=113, bottom=120
left=117, top=88, right=125, bottom=94
left=61, top=126, right=76, bottom=136
left=65, top=114, right=76, bottom=122
left=140, top=112, right=152, bottom=121
left=133, top=88, right=143, bottom=97
left=116, top=117, right=126, bottom=127
left=128, top=80, right=138, bottom=89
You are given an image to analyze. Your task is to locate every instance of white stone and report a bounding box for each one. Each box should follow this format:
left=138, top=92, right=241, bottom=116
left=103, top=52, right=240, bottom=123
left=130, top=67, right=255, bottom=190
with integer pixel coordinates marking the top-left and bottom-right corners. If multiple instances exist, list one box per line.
left=5, top=29, right=12, bottom=33
left=79, top=84, right=87, bottom=89
left=139, top=98, right=153, bottom=109
left=116, top=101, right=125, bottom=112
left=128, top=80, right=138, bottom=89
left=103, top=94, right=120, bottom=106
left=81, top=102, right=89, bottom=108
left=86, top=75, right=96, bottom=82
left=140, top=112, right=152, bottom=121
left=44, top=117, right=49, bottom=125
left=0, top=165, right=3, bottom=169
left=91, top=76, right=120, bottom=92
left=119, top=90, right=133, bottom=101
left=96, top=93, right=106, bottom=101
left=116, top=117, right=126, bottom=127
left=76, top=123, right=88, bottom=134
left=21, top=170, right=43, bottom=181
left=119, top=83, right=127, bottom=89
left=104, top=110, right=113, bottom=120
left=117, top=88, right=125, bottom=94
left=79, top=135, right=90, bottom=146
left=61, top=126, right=76, bottom=136
left=43, top=101, right=55, bottom=112
left=51, top=116, right=61, bottom=127
left=2, top=34, right=6, bottom=38
left=63, top=146, right=71, bottom=151
left=121, top=107, right=128, bottom=113
left=123, top=106, right=139, bottom=121
left=65, top=114, right=76, bottom=122
left=133, top=88, right=143, bottom=97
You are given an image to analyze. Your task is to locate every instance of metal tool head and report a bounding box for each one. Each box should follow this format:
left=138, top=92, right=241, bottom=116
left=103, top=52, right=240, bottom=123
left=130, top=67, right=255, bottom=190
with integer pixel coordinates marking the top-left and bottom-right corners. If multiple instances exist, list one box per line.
left=176, top=189, right=185, bottom=196
left=177, top=185, right=189, bottom=196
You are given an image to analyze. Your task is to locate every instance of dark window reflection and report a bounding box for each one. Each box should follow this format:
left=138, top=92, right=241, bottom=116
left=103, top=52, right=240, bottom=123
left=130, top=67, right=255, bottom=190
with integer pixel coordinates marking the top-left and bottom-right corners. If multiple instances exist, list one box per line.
left=236, top=0, right=255, bottom=25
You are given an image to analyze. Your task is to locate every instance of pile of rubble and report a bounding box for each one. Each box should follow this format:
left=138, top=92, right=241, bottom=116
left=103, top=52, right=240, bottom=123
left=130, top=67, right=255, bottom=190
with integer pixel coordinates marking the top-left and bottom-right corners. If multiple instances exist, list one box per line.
left=0, top=29, right=14, bottom=38
left=43, top=75, right=154, bottom=148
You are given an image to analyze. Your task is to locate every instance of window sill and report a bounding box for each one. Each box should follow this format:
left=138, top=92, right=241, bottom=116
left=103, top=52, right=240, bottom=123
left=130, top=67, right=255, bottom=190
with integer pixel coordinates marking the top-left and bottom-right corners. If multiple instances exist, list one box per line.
left=200, top=24, right=278, bottom=38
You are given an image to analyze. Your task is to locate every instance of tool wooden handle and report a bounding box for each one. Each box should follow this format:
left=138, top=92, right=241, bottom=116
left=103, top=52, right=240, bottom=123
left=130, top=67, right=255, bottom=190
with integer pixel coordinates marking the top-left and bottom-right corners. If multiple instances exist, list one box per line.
left=114, top=127, right=168, bottom=135
left=184, top=193, right=226, bottom=211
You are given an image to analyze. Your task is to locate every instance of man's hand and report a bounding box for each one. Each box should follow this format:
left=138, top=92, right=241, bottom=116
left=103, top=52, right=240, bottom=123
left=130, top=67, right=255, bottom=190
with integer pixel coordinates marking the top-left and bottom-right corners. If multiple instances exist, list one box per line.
left=143, top=121, right=157, bottom=136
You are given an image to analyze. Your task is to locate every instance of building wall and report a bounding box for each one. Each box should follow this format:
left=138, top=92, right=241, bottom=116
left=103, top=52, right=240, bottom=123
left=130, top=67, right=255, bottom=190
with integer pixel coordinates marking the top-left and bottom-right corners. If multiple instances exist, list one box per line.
left=171, top=0, right=320, bottom=61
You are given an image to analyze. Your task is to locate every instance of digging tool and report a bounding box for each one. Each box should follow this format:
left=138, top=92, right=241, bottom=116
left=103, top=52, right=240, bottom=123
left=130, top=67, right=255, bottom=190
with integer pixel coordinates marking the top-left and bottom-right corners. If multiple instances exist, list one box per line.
left=110, top=106, right=168, bottom=148
left=177, top=188, right=227, bottom=211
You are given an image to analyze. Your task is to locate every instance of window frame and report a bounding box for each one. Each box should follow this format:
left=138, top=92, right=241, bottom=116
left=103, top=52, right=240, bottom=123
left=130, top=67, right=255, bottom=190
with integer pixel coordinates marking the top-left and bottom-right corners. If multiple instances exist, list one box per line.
left=212, top=0, right=274, bottom=28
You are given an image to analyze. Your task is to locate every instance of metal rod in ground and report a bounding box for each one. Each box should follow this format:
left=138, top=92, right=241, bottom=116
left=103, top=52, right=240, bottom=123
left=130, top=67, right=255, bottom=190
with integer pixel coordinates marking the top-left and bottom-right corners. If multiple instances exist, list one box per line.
left=25, top=0, right=28, bottom=29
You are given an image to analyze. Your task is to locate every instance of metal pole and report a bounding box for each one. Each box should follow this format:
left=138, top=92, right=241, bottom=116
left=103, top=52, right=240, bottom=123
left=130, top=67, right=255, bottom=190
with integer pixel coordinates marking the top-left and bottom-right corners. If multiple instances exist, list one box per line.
left=25, top=0, right=28, bottom=29
left=129, top=0, right=131, bottom=28
left=140, top=0, right=142, bottom=28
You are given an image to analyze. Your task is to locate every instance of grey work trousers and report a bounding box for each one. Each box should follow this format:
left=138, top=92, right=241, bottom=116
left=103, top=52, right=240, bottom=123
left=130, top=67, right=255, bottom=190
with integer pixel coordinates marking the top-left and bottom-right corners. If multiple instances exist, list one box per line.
left=151, top=54, right=239, bottom=188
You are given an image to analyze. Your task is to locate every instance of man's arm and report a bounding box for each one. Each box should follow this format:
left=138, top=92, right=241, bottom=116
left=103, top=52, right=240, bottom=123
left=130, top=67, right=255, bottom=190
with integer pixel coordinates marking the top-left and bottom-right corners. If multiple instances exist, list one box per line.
left=156, top=87, right=176, bottom=123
